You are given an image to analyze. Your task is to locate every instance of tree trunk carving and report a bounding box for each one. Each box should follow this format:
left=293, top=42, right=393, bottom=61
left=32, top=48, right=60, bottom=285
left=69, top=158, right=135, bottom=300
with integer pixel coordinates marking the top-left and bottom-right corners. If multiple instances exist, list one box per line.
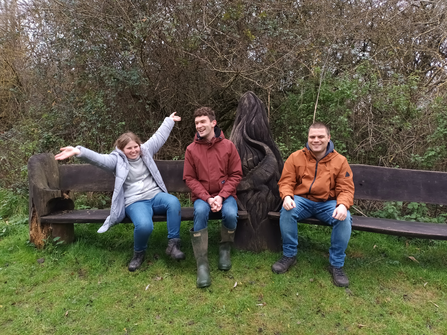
left=230, top=91, right=284, bottom=252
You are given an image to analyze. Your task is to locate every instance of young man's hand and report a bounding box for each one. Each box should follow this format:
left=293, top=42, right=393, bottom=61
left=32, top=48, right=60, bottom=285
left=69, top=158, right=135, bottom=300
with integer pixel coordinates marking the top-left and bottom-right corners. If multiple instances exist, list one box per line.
left=207, top=196, right=223, bottom=212
left=282, top=196, right=296, bottom=211
left=212, top=196, right=223, bottom=212
left=332, top=204, right=347, bottom=221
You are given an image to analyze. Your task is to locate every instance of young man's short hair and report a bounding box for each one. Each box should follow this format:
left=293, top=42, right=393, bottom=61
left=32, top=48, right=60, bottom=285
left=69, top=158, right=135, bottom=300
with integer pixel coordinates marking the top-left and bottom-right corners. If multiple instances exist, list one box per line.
left=309, top=122, right=330, bottom=136
left=194, top=107, right=216, bottom=121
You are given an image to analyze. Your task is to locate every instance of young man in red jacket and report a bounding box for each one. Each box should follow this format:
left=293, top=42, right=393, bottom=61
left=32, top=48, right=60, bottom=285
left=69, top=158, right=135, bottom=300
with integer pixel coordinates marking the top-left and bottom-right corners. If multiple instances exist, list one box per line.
left=183, top=107, right=243, bottom=288
left=272, top=122, right=355, bottom=287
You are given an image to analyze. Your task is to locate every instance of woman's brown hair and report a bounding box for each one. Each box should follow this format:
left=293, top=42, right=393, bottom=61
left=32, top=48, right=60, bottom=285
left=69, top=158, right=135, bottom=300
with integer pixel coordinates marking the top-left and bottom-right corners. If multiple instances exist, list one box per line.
left=114, top=132, right=142, bottom=151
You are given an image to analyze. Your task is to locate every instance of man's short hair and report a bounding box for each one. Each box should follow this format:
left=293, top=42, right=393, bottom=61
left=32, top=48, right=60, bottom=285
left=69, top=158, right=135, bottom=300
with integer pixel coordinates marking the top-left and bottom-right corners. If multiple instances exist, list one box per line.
left=309, top=122, right=330, bottom=136
left=194, top=107, right=216, bottom=121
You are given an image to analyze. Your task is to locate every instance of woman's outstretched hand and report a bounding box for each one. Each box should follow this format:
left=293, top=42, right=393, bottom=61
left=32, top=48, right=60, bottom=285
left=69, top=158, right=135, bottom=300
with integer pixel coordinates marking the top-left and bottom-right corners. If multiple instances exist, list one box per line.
left=55, top=146, right=81, bottom=160
left=169, top=112, right=181, bottom=122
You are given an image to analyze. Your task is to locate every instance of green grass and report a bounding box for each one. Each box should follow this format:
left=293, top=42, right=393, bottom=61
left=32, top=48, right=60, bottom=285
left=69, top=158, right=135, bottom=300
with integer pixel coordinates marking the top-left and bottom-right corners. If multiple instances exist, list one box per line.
left=1, top=217, right=447, bottom=335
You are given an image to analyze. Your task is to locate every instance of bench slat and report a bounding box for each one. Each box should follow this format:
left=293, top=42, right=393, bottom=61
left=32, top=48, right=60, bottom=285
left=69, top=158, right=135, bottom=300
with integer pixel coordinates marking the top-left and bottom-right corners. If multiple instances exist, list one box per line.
left=59, top=160, right=190, bottom=193
left=268, top=212, right=447, bottom=240
left=41, top=208, right=248, bottom=224
left=351, top=164, right=447, bottom=205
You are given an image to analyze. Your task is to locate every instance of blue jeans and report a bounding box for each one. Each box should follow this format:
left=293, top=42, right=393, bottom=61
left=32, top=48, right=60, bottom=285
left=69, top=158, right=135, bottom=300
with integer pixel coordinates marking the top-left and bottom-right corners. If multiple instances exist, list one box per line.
left=125, top=192, right=181, bottom=252
left=280, top=196, right=352, bottom=268
left=193, top=196, right=238, bottom=231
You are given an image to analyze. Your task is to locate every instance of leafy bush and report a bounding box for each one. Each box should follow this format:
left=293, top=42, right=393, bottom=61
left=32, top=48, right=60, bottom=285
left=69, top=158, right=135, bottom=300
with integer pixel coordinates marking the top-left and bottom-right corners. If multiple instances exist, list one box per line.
left=371, top=201, right=447, bottom=224
left=273, top=71, right=355, bottom=158
left=0, top=188, right=28, bottom=238
left=273, top=63, right=447, bottom=172
left=73, top=192, right=112, bottom=210
left=0, top=188, right=28, bottom=220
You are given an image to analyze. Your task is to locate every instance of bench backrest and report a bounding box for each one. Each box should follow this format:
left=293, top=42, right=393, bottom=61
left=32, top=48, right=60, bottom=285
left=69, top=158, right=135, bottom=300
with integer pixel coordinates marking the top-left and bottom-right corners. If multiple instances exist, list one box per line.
left=58, top=161, right=447, bottom=206
left=58, top=160, right=189, bottom=193
left=351, top=164, right=447, bottom=205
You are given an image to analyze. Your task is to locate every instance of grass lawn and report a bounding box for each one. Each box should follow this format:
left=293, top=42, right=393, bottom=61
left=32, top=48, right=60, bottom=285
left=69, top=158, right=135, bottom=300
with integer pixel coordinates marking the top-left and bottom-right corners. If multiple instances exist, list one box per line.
left=1, top=219, right=446, bottom=335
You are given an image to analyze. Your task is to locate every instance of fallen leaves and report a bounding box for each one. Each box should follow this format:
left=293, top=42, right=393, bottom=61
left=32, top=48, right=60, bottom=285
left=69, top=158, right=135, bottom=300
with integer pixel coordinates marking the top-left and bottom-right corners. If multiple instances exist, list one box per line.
left=64, top=310, right=76, bottom=317
left=408, top=256, right=419, bottom=263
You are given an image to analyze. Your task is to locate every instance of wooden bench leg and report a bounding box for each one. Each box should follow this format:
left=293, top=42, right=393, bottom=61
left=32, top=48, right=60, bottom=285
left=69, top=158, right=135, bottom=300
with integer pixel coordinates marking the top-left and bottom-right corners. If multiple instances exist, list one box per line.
left=51, top=223, right=75, bottom=244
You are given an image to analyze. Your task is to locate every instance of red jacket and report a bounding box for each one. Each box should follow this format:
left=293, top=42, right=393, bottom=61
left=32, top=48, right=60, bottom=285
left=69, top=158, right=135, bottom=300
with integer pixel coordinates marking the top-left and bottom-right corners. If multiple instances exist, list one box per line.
left=183, top=127, right=243, bottom=202
left=278, top=143, right=354, bottom=209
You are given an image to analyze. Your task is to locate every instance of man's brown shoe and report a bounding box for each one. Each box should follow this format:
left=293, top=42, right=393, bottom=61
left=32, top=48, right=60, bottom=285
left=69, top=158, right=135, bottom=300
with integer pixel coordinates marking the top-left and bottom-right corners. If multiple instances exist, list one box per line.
left=271, top=256, right=297, bottom=274
left=328, top=266, right=349, bottom=287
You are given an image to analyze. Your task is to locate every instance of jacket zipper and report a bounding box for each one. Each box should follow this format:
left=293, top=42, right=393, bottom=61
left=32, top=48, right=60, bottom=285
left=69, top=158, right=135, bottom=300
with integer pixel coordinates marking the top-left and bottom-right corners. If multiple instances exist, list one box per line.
left=308, top=160, right=319, bottom=194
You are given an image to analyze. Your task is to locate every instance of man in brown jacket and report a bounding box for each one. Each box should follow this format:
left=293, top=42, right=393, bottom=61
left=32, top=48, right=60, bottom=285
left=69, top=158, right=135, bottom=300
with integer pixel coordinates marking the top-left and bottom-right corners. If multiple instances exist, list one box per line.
left=272, top=122, right=354, bottom=287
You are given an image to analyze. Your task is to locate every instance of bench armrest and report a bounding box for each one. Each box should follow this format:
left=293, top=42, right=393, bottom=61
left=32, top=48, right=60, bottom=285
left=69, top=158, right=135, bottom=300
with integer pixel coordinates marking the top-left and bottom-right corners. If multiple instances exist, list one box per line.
left=28, top=153, right=74, bottom=218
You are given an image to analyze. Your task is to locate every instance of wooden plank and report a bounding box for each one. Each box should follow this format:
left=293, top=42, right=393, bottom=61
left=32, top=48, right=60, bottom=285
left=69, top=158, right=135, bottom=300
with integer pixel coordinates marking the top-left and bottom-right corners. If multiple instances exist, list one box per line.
left=155, top=160, right=190, bottom=193
left=268, top=212, right=447, bottom=239
left=58, top=160, right=189, bottom=193
left=351, top=216, right=447, bottom=240
left=59, top=165, right=114, bottom=191
left=59, top=162, right=447, bottom=205
left=41, top=208, right=248, bottom=224
left=351, top=164, right=447, bottom=205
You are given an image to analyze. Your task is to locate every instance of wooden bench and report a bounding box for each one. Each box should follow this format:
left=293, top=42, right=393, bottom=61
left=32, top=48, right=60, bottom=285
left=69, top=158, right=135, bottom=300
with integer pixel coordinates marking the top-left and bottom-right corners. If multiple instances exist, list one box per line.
left=26, top=92, right=447, bottom=250
left=28, top=153, right=248, bottom=248
left=268, top=164, right=447, bottom=240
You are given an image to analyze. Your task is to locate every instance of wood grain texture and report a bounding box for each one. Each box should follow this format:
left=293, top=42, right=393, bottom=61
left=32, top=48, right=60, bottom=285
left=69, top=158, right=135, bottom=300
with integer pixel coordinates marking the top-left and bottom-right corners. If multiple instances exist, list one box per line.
left=28, top=153, right=74, bottom=247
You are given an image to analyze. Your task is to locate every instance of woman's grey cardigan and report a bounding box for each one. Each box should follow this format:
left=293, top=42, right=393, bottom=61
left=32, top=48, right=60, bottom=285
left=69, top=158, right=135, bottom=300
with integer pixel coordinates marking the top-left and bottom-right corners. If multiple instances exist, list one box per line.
left=75, top=117, right=175, bottom=233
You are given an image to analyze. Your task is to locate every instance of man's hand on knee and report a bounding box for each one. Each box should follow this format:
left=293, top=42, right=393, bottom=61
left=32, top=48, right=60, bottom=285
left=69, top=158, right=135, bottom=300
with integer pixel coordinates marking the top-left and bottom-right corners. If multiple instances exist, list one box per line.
left=213, top=196, right=223, bottom=212
left=283, top=196, right=296, bottom=211
left=332, top=204, right=347, bottom=221
left=207, top=197, right=220, bottom=212
left=207, top=197, right=216, bottom=211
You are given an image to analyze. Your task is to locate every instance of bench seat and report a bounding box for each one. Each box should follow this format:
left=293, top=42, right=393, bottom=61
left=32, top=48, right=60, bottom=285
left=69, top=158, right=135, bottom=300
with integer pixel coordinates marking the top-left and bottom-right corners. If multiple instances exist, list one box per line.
left=268, top=212, right=447, bottom=240
left=41, top=208, right=248, bottom=224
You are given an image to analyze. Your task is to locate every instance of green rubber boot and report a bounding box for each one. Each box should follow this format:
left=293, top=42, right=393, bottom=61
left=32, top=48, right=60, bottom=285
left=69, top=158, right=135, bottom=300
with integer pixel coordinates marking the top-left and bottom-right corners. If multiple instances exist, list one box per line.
left=218, top=226, right=235, bottom=271
left=190, top=227, right=211, bottom=288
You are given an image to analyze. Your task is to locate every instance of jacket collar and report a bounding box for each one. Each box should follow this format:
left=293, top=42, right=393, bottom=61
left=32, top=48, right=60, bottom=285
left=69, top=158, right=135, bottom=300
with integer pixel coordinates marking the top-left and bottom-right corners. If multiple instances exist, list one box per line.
left=113, top=147, right=131, bottom=161
left=305, top=140, right=335, bottom=161
left=195, top=126, right=225, bottom=143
